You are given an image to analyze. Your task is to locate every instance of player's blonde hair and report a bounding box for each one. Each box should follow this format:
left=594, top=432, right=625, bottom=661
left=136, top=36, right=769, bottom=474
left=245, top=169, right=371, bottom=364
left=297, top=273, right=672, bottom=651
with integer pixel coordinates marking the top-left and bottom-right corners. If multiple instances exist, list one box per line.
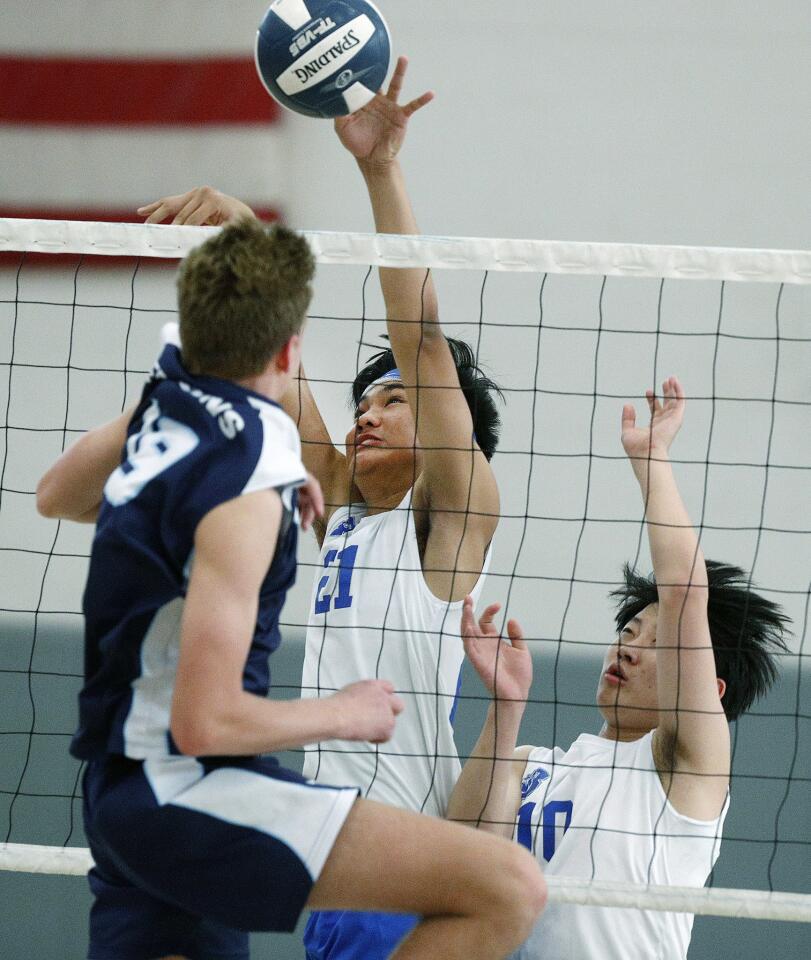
left=178, top=218, right=314, bottom=380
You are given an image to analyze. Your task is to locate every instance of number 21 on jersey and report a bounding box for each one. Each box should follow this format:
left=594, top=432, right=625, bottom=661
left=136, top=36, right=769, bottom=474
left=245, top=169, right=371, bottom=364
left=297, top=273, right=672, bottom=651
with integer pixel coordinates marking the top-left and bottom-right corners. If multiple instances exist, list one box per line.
left=314, top=546, right=358, bottom=614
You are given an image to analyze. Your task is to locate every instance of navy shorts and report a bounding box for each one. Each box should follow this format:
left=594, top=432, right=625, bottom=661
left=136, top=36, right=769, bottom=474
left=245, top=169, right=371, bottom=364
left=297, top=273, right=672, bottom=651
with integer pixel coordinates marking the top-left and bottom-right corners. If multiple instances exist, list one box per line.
left=83, top=754, right=357, bottom=960
left=304, top=910, right=420, bottom=960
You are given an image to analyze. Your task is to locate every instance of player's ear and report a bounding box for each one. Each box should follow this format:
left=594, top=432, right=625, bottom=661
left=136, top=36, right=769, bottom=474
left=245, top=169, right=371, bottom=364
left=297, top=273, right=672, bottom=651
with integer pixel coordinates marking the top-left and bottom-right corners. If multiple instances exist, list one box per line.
left=275, top=333, right=301, bottom=374
left=716, top=677, right=726, bottom=701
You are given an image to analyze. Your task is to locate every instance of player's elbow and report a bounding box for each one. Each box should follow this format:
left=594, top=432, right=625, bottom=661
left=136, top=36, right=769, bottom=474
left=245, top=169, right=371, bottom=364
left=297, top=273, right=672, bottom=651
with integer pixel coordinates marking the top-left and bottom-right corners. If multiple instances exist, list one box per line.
left=171, top=723, right=212, bottom=757
left=36, top=474, right=66, bottom=519
left=170, top=711, right=220, bottom=757
left=36, top=478, right=98, bottom=522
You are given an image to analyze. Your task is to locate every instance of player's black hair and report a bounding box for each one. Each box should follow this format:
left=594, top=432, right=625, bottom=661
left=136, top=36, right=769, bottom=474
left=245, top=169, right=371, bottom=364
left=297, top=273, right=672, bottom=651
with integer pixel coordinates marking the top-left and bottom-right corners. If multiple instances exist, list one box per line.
left=350, top=338, right=503, bottom=460
left=611, top=561, right=790, bottom=721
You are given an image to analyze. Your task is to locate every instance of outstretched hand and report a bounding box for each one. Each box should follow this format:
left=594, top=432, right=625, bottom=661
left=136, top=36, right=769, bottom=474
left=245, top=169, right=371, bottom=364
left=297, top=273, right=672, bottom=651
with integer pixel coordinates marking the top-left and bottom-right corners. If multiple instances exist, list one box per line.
left=621, top=375, right=686, bottom=463
left=334, top=55, right=433, bottom=166
left=461, top=597, right=532, bottom=706
left=136, top=186, right=256, bottom=226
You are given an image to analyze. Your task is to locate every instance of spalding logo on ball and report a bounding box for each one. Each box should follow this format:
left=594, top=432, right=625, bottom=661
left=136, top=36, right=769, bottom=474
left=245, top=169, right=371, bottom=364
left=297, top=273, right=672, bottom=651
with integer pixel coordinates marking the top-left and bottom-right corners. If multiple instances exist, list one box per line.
left=256, top=0, right=391, bottom=118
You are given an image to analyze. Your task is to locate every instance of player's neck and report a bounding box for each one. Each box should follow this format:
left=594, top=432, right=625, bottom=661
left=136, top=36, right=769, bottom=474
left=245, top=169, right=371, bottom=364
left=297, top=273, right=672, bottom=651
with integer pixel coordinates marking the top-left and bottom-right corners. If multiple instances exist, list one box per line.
left=236, top=369, right=287, bottom=403
left=354, top=473, right=413, bottom=516
left=598, top=719, right=651, bottom=743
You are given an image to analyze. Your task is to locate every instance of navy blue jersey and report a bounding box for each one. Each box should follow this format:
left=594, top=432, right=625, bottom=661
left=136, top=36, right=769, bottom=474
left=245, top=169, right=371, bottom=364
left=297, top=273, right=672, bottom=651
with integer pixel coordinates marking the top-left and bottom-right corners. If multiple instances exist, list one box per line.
left=72, top=343, right=306, bottom=761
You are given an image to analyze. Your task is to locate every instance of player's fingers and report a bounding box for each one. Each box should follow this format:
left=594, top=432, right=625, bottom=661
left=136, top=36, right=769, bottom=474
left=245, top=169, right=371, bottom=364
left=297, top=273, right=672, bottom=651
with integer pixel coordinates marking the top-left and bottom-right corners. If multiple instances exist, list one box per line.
left=478, top=602, right=501, bottom=626
left=666, top=376, right=681, bottom=405
left=390, top=694, right=405, bottom=716
left=144, top=195, right=196, bottom=224
left=310, top=486, right=325, bottom=518
left=142, top=203, right=175, bottom=224
left=402, top=90, right=434, bottom=118
left=386, top=55, right=408, bottom=100
left=621, top=403, right=636, bottom=431
left=173, top=194, right=211, bottom=226
left=378, top=679, right=395, bottom=694
left=478, top=604, right=502, bottom=637
left=506, top=618, right=526, bottom=650
left=461, top=595, right=478, bottom=636
left=142, top=190, right=196, bottom=222
left=183, top=200, right=221, bottom=226
left=299, top=496, right=315, bottom=532
left=136, top=200, right=162, bottom=215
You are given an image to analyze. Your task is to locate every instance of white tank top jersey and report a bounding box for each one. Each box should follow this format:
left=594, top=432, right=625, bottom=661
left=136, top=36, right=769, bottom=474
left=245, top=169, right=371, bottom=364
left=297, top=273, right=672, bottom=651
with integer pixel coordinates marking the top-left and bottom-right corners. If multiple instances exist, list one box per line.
left=509, top=731, right=729, bottom=960
left=301, top=491, right=488, bottom=817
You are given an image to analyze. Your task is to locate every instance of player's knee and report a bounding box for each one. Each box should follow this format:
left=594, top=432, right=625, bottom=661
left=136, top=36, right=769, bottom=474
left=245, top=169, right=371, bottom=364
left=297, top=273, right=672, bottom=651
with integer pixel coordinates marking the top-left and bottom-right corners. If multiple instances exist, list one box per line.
left=482, top=842, right=546, bottom=949
left=508, top=844, right=546, bottom=944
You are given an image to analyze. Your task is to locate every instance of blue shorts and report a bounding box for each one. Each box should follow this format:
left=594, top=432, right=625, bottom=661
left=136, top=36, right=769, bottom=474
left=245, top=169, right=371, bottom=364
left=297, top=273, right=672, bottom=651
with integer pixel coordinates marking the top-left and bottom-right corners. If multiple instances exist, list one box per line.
left=304, top=910, right=420, bottom=960
left=83, top=754, right=358, bottom=960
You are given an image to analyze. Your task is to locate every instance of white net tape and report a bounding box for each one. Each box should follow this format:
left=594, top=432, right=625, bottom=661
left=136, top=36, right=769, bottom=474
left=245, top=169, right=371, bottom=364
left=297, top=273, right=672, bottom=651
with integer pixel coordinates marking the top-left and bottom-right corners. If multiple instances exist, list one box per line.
left=2, top=217, right=811, bottom=282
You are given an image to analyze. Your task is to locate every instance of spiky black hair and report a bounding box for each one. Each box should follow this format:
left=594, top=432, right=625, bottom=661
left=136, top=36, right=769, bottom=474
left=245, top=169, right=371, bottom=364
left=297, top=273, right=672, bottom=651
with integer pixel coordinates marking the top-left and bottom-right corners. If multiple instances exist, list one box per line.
left=611, top=561, right=790, bottom=721
left=350, top=338, right=503, bottom=460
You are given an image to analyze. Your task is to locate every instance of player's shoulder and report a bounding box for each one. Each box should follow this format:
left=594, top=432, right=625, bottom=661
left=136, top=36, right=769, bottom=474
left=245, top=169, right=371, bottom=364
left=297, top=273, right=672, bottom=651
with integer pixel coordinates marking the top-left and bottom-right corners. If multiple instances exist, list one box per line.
left=240, top=396, right=305, bottom=494
left=158, top=345, right=298, bottom=454
left=143, top=345, right=304, bottom=498
left=514, top=744, right=534, bottom=763
left=521, top=742, right=557, bottom=770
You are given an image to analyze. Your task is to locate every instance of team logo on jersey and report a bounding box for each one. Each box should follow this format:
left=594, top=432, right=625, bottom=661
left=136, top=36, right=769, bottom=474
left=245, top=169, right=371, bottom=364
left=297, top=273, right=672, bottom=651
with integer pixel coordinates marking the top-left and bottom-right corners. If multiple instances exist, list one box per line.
left=521, top=767, right=549, bottom=799
left=329, top=515, right=358, bottom=537
left=178, top=381, right=245, bottom=439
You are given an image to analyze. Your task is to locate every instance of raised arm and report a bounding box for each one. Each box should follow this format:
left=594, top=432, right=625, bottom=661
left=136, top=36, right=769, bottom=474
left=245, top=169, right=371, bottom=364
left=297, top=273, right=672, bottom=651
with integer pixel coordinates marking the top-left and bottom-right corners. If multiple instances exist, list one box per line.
left=338, top=58, right=499, bottom=578
left=336, top=57, right=437, bottom=328
left=36, top=408, right=133, bottom=522
left=171, top=489, right=403, bottom=756
left=280, top=367, right=349, bottom=544
left=623, top=376, right=730, bottom=819
left=447, top=598, right=533, bottom=838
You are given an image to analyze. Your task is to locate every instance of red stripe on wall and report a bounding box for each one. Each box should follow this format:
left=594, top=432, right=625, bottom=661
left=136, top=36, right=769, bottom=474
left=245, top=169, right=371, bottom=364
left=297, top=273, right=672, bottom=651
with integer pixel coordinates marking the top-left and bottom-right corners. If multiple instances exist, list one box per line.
left=0, top=57, right=282, bottom=126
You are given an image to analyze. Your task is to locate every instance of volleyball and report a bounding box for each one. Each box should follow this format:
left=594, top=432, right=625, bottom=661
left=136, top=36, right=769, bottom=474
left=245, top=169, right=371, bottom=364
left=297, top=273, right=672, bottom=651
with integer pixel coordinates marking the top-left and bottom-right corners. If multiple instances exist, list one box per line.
left=255, top=0, right=391, bottom=119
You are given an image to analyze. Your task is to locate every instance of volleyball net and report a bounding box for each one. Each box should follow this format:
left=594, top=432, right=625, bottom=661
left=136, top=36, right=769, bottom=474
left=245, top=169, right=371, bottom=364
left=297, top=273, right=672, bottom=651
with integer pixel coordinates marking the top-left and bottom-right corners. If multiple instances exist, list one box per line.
left=0, top=218, right=809, bottom=923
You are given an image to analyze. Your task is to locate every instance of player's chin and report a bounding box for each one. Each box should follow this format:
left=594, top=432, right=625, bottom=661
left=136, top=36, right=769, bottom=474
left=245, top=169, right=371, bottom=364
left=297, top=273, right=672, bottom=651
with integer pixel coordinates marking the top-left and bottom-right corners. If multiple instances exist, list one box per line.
left=350, top=443, right=382, bottom=464
left=596, top=679, right=626, bottom=706
left=356, top=444, right=413, bottom=470
left=344, top=444, right=379, bottom=475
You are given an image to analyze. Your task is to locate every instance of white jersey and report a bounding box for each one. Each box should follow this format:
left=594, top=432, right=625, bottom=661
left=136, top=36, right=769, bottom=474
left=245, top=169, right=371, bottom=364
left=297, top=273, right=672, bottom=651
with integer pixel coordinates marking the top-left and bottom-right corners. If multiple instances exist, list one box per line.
left=301, top=491, right=488, bottom=817
left=511, top=732, right=728, bottom=960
